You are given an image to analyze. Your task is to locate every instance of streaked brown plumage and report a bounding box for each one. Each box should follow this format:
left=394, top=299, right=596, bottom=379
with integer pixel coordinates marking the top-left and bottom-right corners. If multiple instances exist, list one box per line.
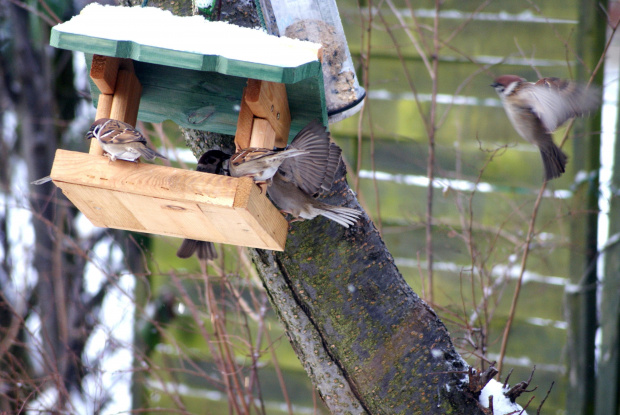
left=265, top=120, right=360, bottom=228
left=86, top=118, right=167, bottom=162
left=491, top=75, right=600, bottom=181
left=229, top=147, right=307, bottom=183
left=278, top=120, right=342, bottom=196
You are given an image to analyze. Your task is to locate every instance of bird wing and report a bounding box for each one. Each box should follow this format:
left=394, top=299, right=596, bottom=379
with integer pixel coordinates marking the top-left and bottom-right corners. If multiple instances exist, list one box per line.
left=280, top=120, right=341, bottom=196
left=230, top=148, right=280, bottom=167
left=98, top=119, right=147, bottom=145
left=523, top=80, right=600, bottom=132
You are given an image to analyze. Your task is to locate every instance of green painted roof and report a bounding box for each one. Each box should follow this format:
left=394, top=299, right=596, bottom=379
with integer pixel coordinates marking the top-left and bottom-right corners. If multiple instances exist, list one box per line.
left=50, top=5, right=327, bottom=140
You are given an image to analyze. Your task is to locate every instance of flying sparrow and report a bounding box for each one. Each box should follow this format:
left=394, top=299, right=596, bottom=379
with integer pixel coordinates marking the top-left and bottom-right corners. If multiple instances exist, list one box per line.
left=491, top=75, right=600, bottom=181
left=176, top=150, right=230, bottom=261
left=267, top=172, right=361, bottom=228
left=86, top=118, right=168, bottom=162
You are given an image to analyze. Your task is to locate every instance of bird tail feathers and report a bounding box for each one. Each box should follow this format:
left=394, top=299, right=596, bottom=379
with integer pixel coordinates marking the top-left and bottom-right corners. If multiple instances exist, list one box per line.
left=177, top=239, right=217, bottom=260
left=539, top=142, right=568, bottom=181
left=138, top=146, right=168, bottom=161
left=318, top=205, right=362, bottom=228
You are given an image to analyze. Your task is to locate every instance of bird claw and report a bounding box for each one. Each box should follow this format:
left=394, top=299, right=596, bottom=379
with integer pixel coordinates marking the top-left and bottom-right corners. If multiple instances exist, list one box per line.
left=257, top=181, right=269, bottom=194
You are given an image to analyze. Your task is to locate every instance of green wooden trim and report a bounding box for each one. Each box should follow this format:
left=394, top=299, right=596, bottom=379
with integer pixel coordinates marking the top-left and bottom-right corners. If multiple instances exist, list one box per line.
left=83, top=53, right=327, bottom=141
left=51, top=28, right=322, bottom=84
left=51, top=27, right=327, bottom=140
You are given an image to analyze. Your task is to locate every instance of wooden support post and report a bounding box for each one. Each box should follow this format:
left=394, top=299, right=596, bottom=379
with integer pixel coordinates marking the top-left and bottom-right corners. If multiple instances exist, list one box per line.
left=90, top=94, right=113, bottom=156
left=249, top=119, right=276, bottom=149
left=234, top=99, right=254, bottom=151
left=90, top=54, right=120, bottom=94
left=234, top=79, right=291, bottom=151
left=109, top=69, right=142, bottom=127
left=245, top=79, right=290, bottom=146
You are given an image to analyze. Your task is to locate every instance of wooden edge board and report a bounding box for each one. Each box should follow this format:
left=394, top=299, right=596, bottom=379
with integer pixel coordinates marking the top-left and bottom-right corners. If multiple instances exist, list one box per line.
left=50, top=150, right=288, bottom=250
left=51, top=149, right=239, bottom=206
left=235, top=182, right=288, bottom=250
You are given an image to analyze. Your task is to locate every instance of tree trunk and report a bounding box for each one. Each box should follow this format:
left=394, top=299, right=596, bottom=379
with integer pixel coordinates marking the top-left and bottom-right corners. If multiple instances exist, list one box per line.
left=252, top=165, right=482, bottom=413
left=126, top=0, right=487, bottom=412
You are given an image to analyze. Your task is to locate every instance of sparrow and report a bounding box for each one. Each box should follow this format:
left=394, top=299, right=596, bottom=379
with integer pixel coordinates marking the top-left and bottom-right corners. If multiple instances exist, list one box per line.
left=229, top=146, right=308, bottom=184
left=277, top=120, right=342, bottom=197
left=267, top=172, right=361, bottom=228
left=176, top=150, right=231, bottom=261
left=86, top=118, right=168, bottom=162
left=491, top=75, right=600, bottom=181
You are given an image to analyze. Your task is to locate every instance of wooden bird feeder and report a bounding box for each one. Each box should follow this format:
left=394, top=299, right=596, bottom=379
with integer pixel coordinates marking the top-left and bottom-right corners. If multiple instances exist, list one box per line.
left=48, top=4, right=327, bottom=251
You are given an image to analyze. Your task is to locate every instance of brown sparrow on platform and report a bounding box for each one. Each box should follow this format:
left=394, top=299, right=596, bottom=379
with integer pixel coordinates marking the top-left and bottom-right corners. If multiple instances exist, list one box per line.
left=491, top=75, right=600, bottom=181
left=86, top=118, right=167, bottom=162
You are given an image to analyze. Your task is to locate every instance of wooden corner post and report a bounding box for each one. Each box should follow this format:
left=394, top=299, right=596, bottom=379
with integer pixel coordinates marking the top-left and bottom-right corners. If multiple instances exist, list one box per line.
left=234, top=79, right=291, bottom=151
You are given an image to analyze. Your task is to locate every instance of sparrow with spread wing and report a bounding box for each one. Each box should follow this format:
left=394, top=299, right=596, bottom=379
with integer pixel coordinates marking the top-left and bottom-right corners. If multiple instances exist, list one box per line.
left=266, top=120, right=361, bottom=228
left=277, top=120, right=342, bottom=197
left=491, top=75, right=600, bottom=181
left=86, top=118, right=168, bottom=162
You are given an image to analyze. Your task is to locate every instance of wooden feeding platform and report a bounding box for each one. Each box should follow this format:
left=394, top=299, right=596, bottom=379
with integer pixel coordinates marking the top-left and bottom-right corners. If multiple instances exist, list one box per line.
left=48, top=4, right=327, bottom=251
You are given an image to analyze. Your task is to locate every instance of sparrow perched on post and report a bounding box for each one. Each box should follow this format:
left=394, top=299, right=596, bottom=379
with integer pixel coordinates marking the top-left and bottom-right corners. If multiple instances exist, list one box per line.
left=86, top=118, right=168, bottom=162
left=491, top=75, right=600, bottom=181
left=176, top=150, right=230, bottom=261
left=266, top=120, right=361, bottom=228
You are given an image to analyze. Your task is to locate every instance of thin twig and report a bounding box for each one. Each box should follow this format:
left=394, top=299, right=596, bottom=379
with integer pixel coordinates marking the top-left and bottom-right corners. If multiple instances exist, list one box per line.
left=385, top=0, right=433, bottom=74
left=537, top=381, right=555, bottom=414
left=36, top=0, right=62, bottom=24
left=497, top=181, right=546, bottom=376
left=424, top=0, right=442, bottom=302
left=6, top=0, right=57, bottom=26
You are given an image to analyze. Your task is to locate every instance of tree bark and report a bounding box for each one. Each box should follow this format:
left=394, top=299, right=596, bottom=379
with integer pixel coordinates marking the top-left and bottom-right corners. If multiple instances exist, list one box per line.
left=251, top=164, right=482, bottom=413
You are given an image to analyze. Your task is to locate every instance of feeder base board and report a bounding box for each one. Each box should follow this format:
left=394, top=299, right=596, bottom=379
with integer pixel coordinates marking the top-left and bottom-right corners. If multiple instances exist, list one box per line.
left=50, top=150, right=288, bottom=251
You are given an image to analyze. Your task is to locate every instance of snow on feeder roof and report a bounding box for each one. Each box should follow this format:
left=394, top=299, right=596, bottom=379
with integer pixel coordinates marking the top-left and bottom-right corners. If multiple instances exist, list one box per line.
left=54, top=4, right=321, bottom=69
left=51, top=3, right=327, bottom=138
